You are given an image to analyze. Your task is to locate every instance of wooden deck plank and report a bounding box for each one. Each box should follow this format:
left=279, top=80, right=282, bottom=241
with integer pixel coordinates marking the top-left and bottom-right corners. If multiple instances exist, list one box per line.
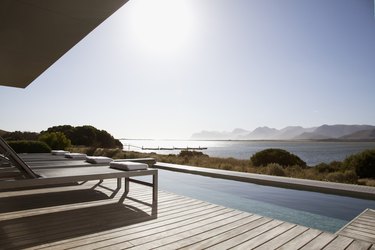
left=67, top=207, right=234, bottom=250
left=126, top=211, right=249, bottom=250
left=232, top=222, right=296, bottom=249
left=154, top=214, right=262, bottom=250
left=354, top=218, right=375, bottom=226
left=179, top=216, right=270, bottom=249
left=347, top=223, right=375, bottom=232
left=29, top=206, right=220, bottom=249
left=29, top=201, right=221, bottom=250
left=0, top=191, right=167, bottom=237
left=278, top=228, right=322, bottom=249
left=300, top=232, right=336, bottom=250
left=0, top=178, right=374, bottom=250
left=205, top=220, right=284, bottom=249
left=339, top=229, right=375, bottom=243
left=0, top=187, right=157, bottom=221
left=348, top=225, right=375, bottom=235
left=254, top=225, right=309, bottom=250
left=11, top=203, right=214, bottom=248
left=338, top=209, right=375, bottom=244
left=345, top=240, right=372, bottom=250
left=322, top=235, right=353, bottom=250
left=0, top=185, right=180, bottom=222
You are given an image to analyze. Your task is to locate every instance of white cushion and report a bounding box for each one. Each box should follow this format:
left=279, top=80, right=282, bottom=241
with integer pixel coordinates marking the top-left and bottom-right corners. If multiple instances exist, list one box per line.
left=86, top=156, right=113, bottom=164
left=51, top=150, right=69, bottom=156
left=65, top=153, right=87, bottom=159
left=110, top=161, right=147, bottom=171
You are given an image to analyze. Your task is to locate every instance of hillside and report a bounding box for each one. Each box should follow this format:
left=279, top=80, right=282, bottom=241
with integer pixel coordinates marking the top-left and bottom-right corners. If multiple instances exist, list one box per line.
left=192, top=124, right=375, bottom=140
left=0, top=129, right=8, bottom=136
left=293, top=132, right=331, bottom=140
left=340, top=129, right=375, bottom=140
left=313, top=125, right=375, bottom=138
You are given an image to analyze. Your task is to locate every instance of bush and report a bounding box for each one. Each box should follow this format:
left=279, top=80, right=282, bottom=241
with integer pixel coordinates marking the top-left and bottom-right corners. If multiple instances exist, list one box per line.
left=315, top=161, right=342, bottom=173
left=3, top=131, right=39, bottom=141
left=93, top=148, right=124, bottom=158
left=39, top=132, right=71, bottom=150
left=250, top=148, right=306, bottom=167
left=326, top=170, right=358, bottom=184
left=266, top=163, right=286, bottom=176
left=343, top=149, right=375, bottom=178
left=44, top=125, right=122, bottom=148
left=8, top=140, right=51, bottom=153
left=178, top=150, right=207, bottom=158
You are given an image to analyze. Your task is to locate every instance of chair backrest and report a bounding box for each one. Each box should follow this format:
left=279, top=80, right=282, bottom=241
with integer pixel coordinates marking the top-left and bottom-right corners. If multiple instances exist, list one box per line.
left=0, top=137, right=40, bottom=179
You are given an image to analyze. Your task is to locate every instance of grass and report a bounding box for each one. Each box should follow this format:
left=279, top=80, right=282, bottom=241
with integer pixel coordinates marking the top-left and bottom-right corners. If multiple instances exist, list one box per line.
left=69, top=147, right=375, bottom=187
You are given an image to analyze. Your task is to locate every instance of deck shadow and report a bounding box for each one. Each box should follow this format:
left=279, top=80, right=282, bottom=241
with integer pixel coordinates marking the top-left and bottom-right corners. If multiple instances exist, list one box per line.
left=0, top=200, right=155, bottom=249
left=0, top=189, right=110, bottom=213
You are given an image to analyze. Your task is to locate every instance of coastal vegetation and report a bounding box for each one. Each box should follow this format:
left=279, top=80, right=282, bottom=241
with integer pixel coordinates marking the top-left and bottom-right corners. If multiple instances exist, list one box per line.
left=3, top=125, right=121, bottom=153
left=2, top=126, right=374, bottom=186
left=38, top=132, right=72, bottom=150
left=250, top=148, right=306, bottom=167
left=43, top=125, right=122, bottom=148
left=7, top=140, right=51, bottom=153
left=69, top=147, right=375, bottom=187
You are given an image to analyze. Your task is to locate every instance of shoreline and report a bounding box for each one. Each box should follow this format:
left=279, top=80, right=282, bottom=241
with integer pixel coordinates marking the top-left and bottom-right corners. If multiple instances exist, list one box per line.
left=69, top=147, right=375, bottom=187
left=120, top=138, right=375, bottom=142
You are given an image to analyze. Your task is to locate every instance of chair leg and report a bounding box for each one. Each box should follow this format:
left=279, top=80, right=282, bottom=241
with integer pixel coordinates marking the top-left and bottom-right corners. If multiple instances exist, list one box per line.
left=116, top=178, right=121, bottom=190
left=153, top=171, right=158, bottom=203
left=125, top=177, right=129, bottom=195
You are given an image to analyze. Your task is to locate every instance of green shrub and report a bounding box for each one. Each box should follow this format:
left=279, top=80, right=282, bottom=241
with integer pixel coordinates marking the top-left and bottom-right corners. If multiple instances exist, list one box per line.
left=178, top=150, right=207, bottom=158
left=315, top=161, right=342, bottom=173
left=250, top=148, right=306, bottom=167
left=266, top=163, right=286, bottom=176
left=85, top=147, right=97, bottom=156
left=219, top=163, right=233, bottom=171
left=8, top=140, right=51, bottom=153
left=93, top=148, right=124, bottom=158
left=39, top=132, right=71, bottom=150
left=326, top=170, right=358, bottom=184
left=3, top=131, right=39, bottom=141
left=44, top=125, right=122, bottom=148
left=343, top=149, right=375, bottom=178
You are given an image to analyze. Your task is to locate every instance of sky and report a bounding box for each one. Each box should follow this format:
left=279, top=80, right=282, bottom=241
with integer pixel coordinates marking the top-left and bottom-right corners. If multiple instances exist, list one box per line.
left=1, top=0, right=375, bottom=139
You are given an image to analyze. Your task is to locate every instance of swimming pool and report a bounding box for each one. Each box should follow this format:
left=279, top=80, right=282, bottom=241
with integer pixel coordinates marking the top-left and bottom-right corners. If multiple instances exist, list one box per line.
left=137, top=169, right=375, bottom=233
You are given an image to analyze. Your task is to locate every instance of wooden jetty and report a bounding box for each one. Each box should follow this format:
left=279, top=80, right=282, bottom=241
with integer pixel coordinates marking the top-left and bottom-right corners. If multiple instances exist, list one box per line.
left=0, top=179, right=374, bottom=249
left=124, top=145, right=208, bottom=151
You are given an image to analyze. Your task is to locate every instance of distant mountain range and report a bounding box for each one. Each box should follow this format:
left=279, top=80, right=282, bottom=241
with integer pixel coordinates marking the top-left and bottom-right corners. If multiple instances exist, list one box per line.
left=191, top=125, right=375, bottom=140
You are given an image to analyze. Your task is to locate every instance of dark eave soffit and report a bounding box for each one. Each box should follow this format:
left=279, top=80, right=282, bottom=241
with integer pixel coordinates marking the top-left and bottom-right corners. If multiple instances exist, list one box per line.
left=0, top=0, right=128, bottom=88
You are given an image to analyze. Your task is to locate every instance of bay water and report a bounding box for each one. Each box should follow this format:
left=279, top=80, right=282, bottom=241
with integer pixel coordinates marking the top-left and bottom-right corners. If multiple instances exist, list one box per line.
left=121, top=139, right=375, bottom=166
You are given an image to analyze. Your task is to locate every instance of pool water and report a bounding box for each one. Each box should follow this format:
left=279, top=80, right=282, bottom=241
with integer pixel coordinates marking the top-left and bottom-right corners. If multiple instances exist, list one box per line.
left=137, top=169, right=375, bottom=233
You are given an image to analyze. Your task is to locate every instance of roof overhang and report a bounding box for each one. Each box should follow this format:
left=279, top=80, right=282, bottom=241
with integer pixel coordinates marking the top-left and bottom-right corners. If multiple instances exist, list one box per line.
left=0, top=0, right=128, bottom=88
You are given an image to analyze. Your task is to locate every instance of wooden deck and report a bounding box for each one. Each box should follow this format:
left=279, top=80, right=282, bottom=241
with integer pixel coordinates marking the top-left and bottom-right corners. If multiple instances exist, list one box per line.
left=0, top=179, right=374, bottom=250
left=337, top=209, right=375, bottom=244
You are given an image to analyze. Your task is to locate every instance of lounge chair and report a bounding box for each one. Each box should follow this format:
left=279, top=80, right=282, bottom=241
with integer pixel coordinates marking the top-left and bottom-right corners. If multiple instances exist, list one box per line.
left=0, top=137, right=158, bottom=203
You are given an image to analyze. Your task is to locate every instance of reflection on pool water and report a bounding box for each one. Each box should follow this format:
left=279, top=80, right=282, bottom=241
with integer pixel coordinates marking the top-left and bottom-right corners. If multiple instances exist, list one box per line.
left=137, top=169, right=375, bottom=233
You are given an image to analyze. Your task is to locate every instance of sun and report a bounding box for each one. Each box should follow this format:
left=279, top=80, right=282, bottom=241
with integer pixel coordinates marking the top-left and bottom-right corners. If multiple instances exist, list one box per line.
left=127, top=0, right=195, bottom=56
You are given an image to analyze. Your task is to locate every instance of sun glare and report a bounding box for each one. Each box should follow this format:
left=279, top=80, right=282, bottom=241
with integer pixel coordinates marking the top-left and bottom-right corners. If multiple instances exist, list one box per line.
left=128, top=0, right=194, bottom=56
